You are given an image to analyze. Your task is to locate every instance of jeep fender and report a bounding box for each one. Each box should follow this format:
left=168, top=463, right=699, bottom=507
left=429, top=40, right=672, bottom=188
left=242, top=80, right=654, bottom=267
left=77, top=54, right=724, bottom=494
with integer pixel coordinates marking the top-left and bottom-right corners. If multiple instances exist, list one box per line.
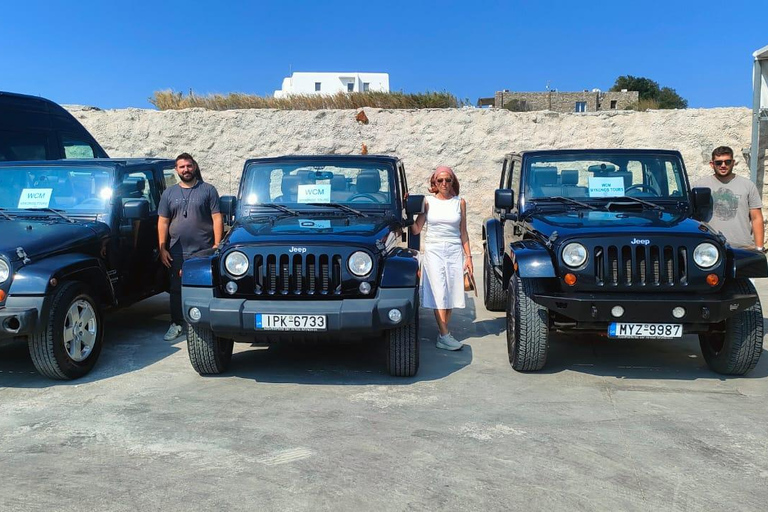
left=9, top=253, right=115, bottom=306
left=182, top=255, right=217, bottom=287
left=483, top=217, right=505, bottom=268
left=380, top=248, right=419, bottom=288
left=509, top=240, right=556, bottom=279
left=728, top=247, right=768, bottom=279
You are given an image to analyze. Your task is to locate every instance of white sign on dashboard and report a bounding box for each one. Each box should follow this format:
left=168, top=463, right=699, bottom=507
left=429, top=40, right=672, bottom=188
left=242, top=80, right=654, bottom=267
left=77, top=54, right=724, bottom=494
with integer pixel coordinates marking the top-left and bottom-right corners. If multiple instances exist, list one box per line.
left=297, top=184, right=331, bottom=203
left=17, top=188, right=53, bottom=208
left=588, top=177, right=625, bottom=198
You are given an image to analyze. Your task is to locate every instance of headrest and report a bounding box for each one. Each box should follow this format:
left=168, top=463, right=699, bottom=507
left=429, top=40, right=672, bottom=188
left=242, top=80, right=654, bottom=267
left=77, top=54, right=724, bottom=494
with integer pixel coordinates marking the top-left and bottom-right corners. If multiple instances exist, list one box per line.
left=357, top=171, right=381, bottom=193
left=117, top=176, right=145, bottom=197
left=531, top=166, right=558, bottom=185
left=588, top=164, right=617, bottom=173
left=331, top=175, right=347, bottom=191
left=281, top=175, right=300, bottom=196
left=298, top=170, right=316, bottom=184
left=561, top=170, right=579, bottom=185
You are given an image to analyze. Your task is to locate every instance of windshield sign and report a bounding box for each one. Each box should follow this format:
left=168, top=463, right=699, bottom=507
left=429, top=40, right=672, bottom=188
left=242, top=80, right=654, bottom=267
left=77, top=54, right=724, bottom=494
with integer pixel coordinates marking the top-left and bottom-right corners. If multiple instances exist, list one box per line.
left=240, top=162, right=394, bottom=208
left=525, top=153, right=687, bottom=201
left=0, top=166, right=114, bottom=213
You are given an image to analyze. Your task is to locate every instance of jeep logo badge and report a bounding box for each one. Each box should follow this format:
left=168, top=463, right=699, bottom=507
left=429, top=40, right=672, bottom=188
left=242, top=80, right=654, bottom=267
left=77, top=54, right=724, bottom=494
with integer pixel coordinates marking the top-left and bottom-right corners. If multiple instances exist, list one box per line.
left=289, top=247, right=307, bottom=253
left=630, top=238, right=651, bottom=245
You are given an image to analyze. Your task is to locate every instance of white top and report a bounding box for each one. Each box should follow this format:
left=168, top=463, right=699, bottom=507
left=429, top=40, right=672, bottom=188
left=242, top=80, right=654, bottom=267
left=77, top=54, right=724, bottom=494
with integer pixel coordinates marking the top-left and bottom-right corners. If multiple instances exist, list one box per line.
left=424, top=195, right=462, bottom=243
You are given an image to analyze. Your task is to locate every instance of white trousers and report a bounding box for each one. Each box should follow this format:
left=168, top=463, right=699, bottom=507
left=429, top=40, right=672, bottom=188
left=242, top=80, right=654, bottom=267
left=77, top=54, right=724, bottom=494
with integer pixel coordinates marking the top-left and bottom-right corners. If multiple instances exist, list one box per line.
left=421, top=240, right=465, bottom=310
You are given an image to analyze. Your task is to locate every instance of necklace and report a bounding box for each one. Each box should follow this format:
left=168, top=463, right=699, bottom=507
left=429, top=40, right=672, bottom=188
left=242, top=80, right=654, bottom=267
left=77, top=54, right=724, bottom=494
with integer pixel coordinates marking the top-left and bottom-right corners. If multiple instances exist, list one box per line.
left=180, top=183, right=196, bottom=218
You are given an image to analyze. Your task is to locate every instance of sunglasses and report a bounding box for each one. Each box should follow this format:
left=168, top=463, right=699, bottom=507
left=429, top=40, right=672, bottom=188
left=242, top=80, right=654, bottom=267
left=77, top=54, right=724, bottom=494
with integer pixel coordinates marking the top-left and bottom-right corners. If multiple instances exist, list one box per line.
left=436, top=178, right=453, bottom=184
left=713, top=159, right=734, bottom=166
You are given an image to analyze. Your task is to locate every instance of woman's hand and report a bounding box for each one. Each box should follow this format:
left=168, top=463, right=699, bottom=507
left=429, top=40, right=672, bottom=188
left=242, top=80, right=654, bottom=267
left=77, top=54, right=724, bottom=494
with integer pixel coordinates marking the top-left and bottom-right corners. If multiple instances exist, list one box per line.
left=464, top=255, right=474, bottom=274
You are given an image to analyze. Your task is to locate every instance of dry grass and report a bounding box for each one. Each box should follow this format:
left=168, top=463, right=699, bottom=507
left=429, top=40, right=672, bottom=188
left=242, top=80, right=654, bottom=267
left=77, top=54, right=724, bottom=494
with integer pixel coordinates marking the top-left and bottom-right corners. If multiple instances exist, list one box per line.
left=149, top=90, right=462, bottom=111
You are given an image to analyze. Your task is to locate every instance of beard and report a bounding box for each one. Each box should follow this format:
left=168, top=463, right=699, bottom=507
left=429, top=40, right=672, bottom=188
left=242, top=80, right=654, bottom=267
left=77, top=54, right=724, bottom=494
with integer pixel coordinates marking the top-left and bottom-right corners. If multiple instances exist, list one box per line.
left=180, top=172, right=197, bottom=183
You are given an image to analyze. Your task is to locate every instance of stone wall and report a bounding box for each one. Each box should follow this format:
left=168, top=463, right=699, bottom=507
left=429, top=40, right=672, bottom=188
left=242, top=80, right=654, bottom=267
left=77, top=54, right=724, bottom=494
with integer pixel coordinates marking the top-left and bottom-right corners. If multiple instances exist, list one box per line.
left=67, top=106, right=760, bottom=250
left=495, top=90, right=638, bottom=112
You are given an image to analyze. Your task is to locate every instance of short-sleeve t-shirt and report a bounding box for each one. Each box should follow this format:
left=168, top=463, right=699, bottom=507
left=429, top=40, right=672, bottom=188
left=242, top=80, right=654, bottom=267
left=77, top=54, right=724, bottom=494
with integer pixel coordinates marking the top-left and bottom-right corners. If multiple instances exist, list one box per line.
left=693, top=174, right=762, bottom=249
left=158, top=181, right=220, bottom=258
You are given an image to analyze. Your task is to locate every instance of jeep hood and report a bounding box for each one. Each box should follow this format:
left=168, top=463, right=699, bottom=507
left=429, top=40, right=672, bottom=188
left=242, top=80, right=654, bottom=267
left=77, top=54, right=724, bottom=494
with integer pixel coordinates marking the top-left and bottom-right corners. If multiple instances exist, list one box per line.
left=0, top=219, right=108, bottom=262
left=227, top=215, right=396, bottom=246
left=527, top=210, right=713, bottom=239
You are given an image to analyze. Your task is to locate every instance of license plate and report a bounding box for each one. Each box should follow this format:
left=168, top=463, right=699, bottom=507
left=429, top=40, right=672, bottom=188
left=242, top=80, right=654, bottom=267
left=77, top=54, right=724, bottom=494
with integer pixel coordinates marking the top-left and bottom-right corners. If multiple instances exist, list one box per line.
left=255, top=314, right=327, bottom=331
left=609, top=323, right=683, bottom=339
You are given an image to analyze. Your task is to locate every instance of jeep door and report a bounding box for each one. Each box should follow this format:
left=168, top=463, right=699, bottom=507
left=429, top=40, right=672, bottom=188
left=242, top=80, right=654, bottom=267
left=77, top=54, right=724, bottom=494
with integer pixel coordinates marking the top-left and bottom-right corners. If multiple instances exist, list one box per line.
left=115, top=166, right=165, bottom=301
left=503, top=156, right=523, bottom=251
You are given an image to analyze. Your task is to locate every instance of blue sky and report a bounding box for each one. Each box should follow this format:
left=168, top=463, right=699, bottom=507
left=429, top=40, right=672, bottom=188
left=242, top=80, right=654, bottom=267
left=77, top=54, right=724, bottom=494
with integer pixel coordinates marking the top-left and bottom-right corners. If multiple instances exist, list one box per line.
left=1, top=0, right=765, bottom=109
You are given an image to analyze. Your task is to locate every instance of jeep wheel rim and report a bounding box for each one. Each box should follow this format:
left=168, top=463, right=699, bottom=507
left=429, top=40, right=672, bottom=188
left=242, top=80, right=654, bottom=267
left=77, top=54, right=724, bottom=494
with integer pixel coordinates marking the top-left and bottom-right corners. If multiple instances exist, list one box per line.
left=63, top=299, right=98, bottom=362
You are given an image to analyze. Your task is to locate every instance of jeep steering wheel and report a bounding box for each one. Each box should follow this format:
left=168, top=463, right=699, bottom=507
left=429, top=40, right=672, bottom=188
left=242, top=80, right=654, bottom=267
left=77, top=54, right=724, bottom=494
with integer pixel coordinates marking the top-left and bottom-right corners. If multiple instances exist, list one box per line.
left=348, top=193, right=379, bottom=203
left=625, top=184, right=660, bottom=196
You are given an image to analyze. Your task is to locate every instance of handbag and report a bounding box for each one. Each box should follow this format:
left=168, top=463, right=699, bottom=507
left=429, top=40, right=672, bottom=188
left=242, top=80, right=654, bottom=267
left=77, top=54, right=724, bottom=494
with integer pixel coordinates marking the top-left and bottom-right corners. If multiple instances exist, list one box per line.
left=464, top=270, right=478, bottom=297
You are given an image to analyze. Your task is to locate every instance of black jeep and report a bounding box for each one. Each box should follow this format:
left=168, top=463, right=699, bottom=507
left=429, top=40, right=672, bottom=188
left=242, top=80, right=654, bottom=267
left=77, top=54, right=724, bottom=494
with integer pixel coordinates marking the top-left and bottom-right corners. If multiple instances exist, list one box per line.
left=0, top=158, right=177, bottom=379
left=483, top=149, right=767, bottom=375
left=181, top=155, right=425, bottom=377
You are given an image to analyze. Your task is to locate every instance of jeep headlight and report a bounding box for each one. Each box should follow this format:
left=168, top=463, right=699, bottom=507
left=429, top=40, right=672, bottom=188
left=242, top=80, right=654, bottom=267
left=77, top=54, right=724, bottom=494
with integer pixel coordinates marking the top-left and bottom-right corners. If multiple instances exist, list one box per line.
left=562, top=243, right=588, bottom=268
left=348, top=251, right=373, bottom=277
left=693, top=242, right=719, bottom=269
left=224, top=251, right=249, bottom=277
left=0, top=260, right=9, bottom=283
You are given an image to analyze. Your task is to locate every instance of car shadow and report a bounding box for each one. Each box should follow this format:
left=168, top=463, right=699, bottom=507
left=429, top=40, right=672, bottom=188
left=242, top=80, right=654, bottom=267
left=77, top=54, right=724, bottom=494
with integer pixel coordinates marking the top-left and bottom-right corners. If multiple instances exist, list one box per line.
left=0, top=294, right=180, bottom=388
left=539, top=329, right=768, bottom=380
left=218, top=307, right=473, bottom=384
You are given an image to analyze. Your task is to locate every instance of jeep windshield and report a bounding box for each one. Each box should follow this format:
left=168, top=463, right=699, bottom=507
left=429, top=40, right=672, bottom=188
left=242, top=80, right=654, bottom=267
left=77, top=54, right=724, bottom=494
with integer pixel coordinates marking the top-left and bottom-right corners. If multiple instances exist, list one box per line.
left=0, top=165, right=114, bottom=215
left=524, top=152, right=688, bottom=204
left=239, top=161, right=395, bottom=212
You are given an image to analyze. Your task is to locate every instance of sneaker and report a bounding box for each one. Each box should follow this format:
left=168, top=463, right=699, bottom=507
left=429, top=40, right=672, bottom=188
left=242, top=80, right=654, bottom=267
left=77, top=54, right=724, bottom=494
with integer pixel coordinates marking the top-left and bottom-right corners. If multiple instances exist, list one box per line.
left=436, top=333, right=463, bottom=351
left=163, top=323, right=183, bottom=341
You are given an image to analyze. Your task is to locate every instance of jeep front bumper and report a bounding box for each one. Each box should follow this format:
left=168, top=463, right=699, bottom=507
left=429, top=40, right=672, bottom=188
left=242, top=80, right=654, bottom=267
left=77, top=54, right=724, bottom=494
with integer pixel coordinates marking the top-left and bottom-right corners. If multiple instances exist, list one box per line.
left=0, top=297, right=43, bottom=339
left=534, top=289, right=758, bottom=325
left=182, top=286, right=418, bottom=339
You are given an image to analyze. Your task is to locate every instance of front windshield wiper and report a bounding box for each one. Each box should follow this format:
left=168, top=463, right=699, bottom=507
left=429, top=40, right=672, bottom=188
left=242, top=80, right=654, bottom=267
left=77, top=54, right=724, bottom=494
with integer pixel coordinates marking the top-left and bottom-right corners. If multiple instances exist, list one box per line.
left=605, top=196, right=664, bottom=211
left=20, top=208, right=75, bottom=223
left=0, top=208, right=13, bottom=220
left=252, top=203, right=299, bottom=216
left=531, top=196, right=597, bottom=210
left=305, top=202, right=368, bottom=217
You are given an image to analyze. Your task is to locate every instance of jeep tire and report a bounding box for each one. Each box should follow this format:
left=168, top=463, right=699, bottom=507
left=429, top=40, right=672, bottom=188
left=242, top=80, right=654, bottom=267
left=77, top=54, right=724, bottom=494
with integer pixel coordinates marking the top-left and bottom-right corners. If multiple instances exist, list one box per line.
left=699, top=279, right=764, bottom=375
left=188, top=324, right=234, bottom=375
left=29, top=282, right=103, bottom=380
left=483, top=248, right=506, bottom=311
left=507, top=274, right=549, bottom=371
left=387, top=300, right=419, bottom=377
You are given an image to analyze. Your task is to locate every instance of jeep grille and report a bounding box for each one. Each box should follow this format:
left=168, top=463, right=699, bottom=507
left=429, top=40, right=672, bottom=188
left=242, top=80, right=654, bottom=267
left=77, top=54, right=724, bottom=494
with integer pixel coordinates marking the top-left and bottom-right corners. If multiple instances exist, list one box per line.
left=594, top=244, right=688, bottom=287
left=254, top=253, right=343, bottom=296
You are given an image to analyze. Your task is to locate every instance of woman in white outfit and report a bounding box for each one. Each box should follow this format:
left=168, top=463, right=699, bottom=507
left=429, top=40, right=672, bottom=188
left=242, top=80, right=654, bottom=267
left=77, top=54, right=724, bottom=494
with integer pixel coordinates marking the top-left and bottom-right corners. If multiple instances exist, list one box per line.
left=411, top=166, right=474, bottom=351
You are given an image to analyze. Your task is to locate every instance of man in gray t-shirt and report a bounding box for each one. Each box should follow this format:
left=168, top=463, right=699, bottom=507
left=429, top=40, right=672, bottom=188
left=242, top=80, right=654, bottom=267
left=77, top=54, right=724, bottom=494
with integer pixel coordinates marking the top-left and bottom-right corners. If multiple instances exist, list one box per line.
left=693, top=146, right=764, bottom=250
left=158, top=153, right=223, bottom=340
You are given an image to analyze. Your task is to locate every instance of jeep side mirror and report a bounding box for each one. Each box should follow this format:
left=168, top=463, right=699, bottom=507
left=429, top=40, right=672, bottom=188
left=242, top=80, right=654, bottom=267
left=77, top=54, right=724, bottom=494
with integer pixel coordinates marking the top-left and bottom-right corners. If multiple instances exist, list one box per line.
left=691, top=187, right=711, bottom=220
left=495, top=189, right=514, bottom=210
left=220, top=195, right=237, bottom=223
left=123, top=198, right=149, bottom=220
left=405, top=194, right=425, bottom=216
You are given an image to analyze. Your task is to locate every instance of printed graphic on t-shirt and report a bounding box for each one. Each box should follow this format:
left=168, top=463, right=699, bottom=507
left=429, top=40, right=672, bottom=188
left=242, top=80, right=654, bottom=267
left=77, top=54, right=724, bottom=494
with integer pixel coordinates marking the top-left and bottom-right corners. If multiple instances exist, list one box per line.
left=712, top=187, right=740, bottom=221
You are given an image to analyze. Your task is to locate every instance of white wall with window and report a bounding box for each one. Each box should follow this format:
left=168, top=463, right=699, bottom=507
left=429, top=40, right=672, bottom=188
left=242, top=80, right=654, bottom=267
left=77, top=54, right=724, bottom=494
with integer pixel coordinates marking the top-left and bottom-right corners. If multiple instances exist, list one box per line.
left=274, top=72, right=389, bottom=98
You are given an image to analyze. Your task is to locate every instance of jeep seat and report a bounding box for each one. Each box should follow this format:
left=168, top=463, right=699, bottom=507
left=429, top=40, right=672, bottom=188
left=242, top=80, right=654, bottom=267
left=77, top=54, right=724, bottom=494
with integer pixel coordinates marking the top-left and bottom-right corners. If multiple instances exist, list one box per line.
left=275, top=175, right=300, bottom=203
left=529, top=166, right=559, bottom=197
left=561, top=169, right=588, bottom=197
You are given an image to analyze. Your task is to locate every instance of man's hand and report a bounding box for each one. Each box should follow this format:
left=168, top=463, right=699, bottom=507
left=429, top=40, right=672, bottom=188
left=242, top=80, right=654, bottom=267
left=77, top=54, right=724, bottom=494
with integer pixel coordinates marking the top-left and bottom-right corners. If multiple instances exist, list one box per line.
left=160, top=247, right=173, bottom=268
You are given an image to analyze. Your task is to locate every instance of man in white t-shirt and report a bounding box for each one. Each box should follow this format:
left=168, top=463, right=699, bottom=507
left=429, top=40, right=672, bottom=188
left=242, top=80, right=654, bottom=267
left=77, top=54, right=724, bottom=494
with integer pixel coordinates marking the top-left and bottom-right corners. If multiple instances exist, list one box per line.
left=694, top=146, right=765, bottom=251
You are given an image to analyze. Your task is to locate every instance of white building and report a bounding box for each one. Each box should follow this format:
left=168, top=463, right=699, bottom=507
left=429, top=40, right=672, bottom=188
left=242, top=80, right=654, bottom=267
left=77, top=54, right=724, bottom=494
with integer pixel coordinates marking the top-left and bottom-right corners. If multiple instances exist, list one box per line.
left=274, top=72, right=389, bottom=98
